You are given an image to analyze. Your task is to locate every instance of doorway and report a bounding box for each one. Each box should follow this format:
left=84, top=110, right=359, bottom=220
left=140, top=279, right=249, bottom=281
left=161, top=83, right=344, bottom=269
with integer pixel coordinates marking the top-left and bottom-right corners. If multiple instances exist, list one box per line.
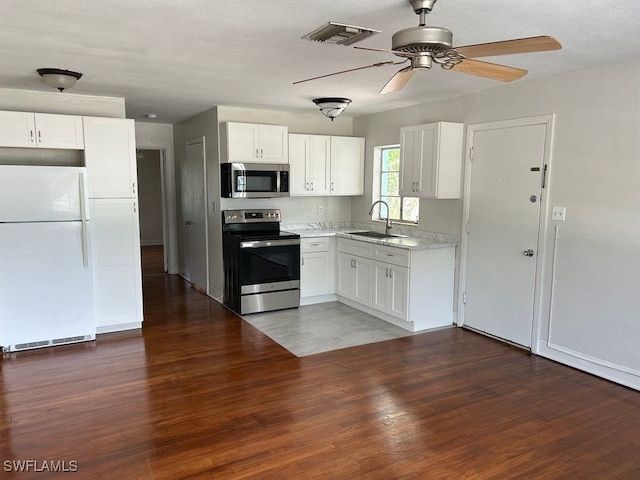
left=136, top=149, right=168, bottom=276
left=458, top=115, right=554, bottom=348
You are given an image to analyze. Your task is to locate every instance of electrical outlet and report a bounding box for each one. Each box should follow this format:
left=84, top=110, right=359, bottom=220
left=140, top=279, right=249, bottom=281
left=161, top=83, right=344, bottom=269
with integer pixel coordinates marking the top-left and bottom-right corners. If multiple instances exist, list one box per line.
left=317, top=205, right=324, bottom=216
left=552, top=206, right=566, bottom=221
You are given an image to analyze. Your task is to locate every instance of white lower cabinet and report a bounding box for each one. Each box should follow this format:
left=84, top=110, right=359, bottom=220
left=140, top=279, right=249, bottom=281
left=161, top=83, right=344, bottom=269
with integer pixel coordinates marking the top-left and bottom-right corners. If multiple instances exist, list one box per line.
left=336, top=252, right=373, bottom=307
left=90, top=198, right=143, bottom=333
left=300, top=237, right=336, bottom=303
left=373, top=262, right=409, bottom=321
left=337, top=237, right=454, bottom=331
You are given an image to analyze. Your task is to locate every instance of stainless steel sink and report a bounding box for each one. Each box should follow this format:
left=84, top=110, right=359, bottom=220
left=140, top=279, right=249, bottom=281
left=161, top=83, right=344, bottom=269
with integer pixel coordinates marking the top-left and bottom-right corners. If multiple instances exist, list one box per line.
left=348, top=231, right=408, bottom=239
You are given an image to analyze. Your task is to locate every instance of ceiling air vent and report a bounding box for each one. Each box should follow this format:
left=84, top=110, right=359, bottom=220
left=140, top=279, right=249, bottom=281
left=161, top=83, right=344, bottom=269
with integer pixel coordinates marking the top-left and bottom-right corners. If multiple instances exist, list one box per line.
left=302, top=22, right=380, bottom=46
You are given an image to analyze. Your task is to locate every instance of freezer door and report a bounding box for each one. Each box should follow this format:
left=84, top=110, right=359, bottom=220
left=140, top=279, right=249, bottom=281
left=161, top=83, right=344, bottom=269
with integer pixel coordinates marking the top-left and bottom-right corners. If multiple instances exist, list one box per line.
left=0, top=222, right=95, bottom=347
left=0, top=165, right=88, bottom=222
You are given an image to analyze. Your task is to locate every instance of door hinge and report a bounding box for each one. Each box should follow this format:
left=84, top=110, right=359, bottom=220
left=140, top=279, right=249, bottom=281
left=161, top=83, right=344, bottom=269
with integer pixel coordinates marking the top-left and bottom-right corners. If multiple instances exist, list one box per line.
left=463, top=292, right=467, bottom=304
left=465, top=221, right=470, bottom=235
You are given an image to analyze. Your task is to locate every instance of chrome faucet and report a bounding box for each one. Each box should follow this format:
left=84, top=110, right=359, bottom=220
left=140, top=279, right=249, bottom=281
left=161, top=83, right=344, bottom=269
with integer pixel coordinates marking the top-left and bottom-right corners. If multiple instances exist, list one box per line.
left=368, top=200, right=393, bottom=235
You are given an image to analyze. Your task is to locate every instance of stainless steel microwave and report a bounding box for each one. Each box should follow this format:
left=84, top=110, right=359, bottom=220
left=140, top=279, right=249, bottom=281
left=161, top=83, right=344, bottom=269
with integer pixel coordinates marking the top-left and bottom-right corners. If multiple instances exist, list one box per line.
left=221, top=163, right=290, bottom=198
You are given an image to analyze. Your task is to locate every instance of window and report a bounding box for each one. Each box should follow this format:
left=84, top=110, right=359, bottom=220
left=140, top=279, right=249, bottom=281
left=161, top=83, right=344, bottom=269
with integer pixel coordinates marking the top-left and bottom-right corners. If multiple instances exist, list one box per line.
left=372, top=146, right=419, bottom=223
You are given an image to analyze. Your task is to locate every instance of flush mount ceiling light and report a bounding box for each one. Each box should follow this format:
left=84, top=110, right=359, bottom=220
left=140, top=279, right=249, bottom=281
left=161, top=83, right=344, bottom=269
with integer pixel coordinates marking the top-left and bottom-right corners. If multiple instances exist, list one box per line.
left=313, top=97, right=352, bottom=121
left=302, top=21, right=380, bottom=46
left=36, top=68, right=83, bottom=92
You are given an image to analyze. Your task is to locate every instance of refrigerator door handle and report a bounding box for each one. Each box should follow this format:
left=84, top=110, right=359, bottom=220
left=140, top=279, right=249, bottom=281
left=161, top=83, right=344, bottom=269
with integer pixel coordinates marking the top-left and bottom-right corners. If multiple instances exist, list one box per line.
left=79, top=172, right=89, bottom=268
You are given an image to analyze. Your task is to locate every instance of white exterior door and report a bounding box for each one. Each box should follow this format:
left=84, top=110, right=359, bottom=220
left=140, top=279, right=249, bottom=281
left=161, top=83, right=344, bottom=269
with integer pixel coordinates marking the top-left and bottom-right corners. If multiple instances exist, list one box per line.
left=461, top=118, right=551, bottom=348
left=180, top=138, right=208, bottom=290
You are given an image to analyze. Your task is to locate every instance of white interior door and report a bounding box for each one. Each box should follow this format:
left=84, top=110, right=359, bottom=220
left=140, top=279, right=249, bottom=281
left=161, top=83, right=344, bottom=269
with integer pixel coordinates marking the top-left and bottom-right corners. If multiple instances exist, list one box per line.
left=462, top=119, right=550, bottom=348
left=181, top=138, right=208, bottom=290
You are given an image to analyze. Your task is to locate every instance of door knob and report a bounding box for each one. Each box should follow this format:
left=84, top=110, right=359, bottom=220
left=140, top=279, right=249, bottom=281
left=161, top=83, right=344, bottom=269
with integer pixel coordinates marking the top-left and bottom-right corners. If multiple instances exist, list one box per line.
left=523, top=249, right=535, bottom=257
left=185, top=220, right=192, bottom=226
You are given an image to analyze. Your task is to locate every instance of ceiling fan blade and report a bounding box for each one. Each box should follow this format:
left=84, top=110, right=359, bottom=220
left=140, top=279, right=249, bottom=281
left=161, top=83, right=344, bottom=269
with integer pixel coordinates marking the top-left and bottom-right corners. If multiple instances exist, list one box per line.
left=450, top=59, right=527, bottom=82
left=455, top=35, right=562, bottom=58
left=380, top=67, right=415, bottom=94
left=293, top=61, right=396, bottom=85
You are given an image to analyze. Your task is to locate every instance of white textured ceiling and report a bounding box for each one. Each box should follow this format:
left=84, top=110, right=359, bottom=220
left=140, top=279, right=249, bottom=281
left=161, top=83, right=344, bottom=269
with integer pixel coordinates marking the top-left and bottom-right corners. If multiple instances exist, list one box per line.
left=1, top=0, right=640, bottom=123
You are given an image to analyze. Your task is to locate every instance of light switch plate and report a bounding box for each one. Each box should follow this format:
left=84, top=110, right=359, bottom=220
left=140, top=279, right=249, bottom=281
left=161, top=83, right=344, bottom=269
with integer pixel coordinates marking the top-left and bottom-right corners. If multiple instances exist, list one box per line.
left=552, top=206, right=566, bottom=221
left=317, top=205, right=324, bottom=216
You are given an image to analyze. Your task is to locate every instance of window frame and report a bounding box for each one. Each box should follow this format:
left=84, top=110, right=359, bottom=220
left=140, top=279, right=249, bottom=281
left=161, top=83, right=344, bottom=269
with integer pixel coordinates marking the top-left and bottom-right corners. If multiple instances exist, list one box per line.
left=372, top=145, right=419, bottom=225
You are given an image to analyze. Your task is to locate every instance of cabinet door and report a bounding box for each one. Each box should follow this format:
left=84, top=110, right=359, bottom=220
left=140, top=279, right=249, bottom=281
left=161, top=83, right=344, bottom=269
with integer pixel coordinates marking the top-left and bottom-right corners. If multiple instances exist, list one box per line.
left=330, top=136, right=364, bottom=195
left=90, top=198, right=143, bottom=331
left=301, top=251, right=329, bottom=298
left=416, top=124, right=439, bottom=198
left=35, top=113, right=84, bottom=149
left=308, top=135, right=331, bottom=195
left=226, top=123, right=260, bottom=162
left=0, top=111, right=35, bottom=147
left=289, top=134, right=309, bottom=195
left=259, top=125, right=288, bottom=163
left=336, top=252, right=356, bottom=300
left=399, top=126, right=420, bottom=197
left=354, top=257, right=373, bottom=307
left=84, top=117, right=137, bottom=198
left=373, top=263, right=390, bottom=312
left=388, top=265, right=409, bottom=321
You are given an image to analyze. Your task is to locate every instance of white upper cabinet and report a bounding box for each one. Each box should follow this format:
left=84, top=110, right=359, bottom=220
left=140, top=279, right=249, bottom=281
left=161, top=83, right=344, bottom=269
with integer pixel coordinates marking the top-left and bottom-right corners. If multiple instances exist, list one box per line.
left=399, top=121, right=463, bottom=199
left=222, top=122, right=288, bottom=163
left=0, top=111, right=84, bottom=149
left=83, top=117, right=137, bottom=198
left=289, top=134, right=364, bottom=196
left=330, top=136, right=365, bottom=195
left=289, top=134, right=331, bottom=196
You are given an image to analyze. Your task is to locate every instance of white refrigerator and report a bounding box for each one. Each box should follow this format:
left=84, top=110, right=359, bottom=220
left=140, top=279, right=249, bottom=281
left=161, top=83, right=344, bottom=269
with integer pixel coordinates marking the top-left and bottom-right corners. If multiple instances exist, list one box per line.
left=0, top=165, right=95, bottom=351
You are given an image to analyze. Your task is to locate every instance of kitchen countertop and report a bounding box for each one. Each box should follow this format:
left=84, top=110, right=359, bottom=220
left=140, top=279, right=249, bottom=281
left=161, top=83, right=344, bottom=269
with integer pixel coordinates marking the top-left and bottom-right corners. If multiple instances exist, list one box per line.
left=282, top=223, right=457, bottom=251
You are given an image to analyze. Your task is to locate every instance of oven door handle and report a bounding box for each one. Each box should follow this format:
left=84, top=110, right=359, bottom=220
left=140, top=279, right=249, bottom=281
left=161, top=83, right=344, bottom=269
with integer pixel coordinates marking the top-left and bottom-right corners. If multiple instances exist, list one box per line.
left=240, top=239, right=301, bottom=249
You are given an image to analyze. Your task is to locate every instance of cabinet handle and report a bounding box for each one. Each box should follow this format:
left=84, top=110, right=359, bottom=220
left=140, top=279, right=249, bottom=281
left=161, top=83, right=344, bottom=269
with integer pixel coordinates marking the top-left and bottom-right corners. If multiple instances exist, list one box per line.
left=310, top=243, right=319, bottom=247
left=385, top=267, right=389, bottom=278
left=256, top=148, right=259, bottom=158
left=306, top=182, right=309, bottom=190
left=260, top=148, right=264, bottom=158
left=416, top=181, right=420, bottom=192
left=389, top=268, right=393, bottom=279
left=310, top=182, right=313, bottom=191
left=30, top=130, right=34, bottom=143
left=302, top=257, right=304, bottom=266
left=38, top=130, right=42, bottom=143
left=331, top=182, right=334, bottom=192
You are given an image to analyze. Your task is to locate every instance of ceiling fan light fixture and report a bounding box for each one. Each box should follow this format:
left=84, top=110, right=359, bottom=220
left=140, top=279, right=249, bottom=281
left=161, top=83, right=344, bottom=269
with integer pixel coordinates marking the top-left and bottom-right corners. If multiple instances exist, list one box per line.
left=313, top=97, right=352, bottom=121
left=37, top=68, right=83, bottom=92
left=302, top=22, right=380, bottom=46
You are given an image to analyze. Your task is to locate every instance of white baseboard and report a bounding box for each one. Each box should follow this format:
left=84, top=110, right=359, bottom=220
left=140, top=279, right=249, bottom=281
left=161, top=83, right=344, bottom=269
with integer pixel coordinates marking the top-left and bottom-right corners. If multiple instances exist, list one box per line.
left=300, top=294, right=337, bottom=306
left=97, top=322, right=142, bottom=334
left=537, top=340, right=640, bottom=391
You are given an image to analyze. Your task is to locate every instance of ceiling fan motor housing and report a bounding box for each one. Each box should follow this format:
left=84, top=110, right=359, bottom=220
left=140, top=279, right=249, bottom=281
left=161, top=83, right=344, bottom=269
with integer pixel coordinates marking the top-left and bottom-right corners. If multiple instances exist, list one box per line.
left=391, top=26, right=453, bottom=65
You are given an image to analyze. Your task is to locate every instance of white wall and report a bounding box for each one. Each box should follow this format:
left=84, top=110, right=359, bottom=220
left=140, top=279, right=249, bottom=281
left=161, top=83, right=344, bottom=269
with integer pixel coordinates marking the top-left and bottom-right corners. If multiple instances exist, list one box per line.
left=135, top=122, right=178, bottom=273
left=0, top=88, right=125, bottom=117
left=353, top=58, right=640, bottom=389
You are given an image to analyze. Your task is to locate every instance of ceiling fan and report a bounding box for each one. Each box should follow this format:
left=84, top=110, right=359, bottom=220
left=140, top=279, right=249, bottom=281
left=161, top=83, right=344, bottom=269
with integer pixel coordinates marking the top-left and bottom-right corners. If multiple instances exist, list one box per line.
left=294, top=0, right=562, bottom=94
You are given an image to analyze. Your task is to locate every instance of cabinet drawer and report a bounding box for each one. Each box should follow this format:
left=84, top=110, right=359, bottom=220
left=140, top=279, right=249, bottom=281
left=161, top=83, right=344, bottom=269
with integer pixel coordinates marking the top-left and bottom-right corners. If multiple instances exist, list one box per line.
left=301, top=237, right=330, bottom=253
left=338, top=238, right=374, bottom=258
left=374, top=245, right=410, bottom=268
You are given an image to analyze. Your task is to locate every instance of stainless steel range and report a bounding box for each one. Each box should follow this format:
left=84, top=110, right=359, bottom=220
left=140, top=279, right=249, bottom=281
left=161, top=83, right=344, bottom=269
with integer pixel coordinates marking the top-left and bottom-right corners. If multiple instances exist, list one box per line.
left=222, top=209, right=300, bottom=315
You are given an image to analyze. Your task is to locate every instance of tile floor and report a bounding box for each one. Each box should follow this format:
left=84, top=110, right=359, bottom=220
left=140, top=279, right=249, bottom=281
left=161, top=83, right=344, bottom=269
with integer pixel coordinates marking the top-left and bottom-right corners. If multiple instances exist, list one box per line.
left=242, top=301, right=417, bottom=356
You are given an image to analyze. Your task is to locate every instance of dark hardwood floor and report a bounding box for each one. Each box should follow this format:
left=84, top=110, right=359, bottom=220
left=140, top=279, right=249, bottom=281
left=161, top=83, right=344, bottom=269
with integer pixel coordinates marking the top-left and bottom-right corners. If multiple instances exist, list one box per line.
left=1, top=252, right=639, bottom=479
